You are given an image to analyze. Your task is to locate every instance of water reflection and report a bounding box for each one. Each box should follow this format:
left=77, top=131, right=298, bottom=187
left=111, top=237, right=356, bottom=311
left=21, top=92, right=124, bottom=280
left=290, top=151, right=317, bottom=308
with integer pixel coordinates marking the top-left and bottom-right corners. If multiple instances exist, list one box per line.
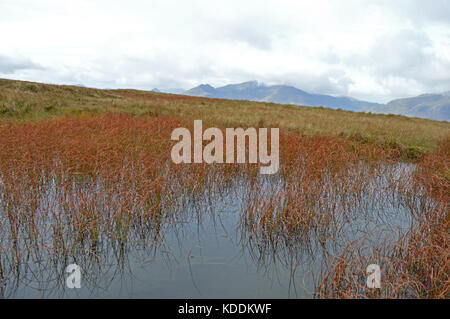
left=0, top=162, right=442, bottom=298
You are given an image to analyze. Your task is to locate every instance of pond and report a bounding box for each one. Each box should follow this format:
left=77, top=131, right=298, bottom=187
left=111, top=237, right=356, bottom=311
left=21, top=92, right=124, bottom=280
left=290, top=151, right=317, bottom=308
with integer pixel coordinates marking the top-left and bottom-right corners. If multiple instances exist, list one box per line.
left=0, top=163, right=440, bottom=298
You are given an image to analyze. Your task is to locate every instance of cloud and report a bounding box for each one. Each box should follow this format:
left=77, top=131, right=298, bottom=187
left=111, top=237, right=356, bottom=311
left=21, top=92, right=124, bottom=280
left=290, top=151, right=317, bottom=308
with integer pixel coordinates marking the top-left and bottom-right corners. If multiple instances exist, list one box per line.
left=0, top=0, right=449, bottom=102
left=0, top=55, right=43, bottom=74
left=387, top=0, right=450, bottom=27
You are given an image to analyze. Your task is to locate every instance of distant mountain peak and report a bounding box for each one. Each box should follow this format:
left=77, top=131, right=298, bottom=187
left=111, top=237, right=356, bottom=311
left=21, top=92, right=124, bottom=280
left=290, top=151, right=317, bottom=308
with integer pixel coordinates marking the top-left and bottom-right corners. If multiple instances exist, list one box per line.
left=237, top=80, right=261, bottom=87
left=185, top=81, right=381, bottom=111
left=197, top=84, right=215, bottom=90
left=183, top=81, right=448, bottom=121
left=370, top=92, right=450, bottom=121
left=184, top=83, right=217, bottom=97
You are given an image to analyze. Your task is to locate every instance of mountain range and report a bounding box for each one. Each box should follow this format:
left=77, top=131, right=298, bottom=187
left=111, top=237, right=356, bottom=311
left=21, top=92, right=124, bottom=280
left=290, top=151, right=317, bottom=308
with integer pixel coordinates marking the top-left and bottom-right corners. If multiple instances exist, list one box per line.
left=366, top=92, right=450, bottom=121
left=184, top=81, right=382, bottom=112
left=154, top=81, right=449, bottom=122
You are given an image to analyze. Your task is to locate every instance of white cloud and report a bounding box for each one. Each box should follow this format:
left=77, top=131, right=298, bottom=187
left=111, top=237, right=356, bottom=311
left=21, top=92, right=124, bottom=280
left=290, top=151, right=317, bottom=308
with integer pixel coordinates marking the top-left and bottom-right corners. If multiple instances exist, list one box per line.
left=0, top=0, right=449, bottom=102
left=0, top=54, right=43, bottom=73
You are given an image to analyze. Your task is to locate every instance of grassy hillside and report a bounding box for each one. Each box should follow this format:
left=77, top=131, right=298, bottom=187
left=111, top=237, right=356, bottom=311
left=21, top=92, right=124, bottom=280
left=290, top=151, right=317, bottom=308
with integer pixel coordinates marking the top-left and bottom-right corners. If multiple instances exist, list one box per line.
left=0, top=78, right=448, bottom=298
left=184, top=81, right=383, bottom=111
left=367, top=93, right=450, bottom=122
left=1, top=78, right=449, bottom=158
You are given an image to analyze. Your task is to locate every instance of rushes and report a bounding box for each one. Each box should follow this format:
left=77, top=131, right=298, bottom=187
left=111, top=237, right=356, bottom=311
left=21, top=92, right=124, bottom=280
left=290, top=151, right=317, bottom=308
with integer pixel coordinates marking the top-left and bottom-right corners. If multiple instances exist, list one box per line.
left=0, top=114, right=204, bottom=279
left=0, top=112, right=448, bottom=298
left=0, top=113, right=248, bottom=293
left=240, top=133, right=448, bottom=298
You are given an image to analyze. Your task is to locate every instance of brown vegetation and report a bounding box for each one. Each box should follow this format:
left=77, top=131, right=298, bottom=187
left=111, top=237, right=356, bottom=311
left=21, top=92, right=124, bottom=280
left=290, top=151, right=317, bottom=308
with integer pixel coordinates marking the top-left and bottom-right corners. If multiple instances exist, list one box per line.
left=0, top=78, right=448, bottom=298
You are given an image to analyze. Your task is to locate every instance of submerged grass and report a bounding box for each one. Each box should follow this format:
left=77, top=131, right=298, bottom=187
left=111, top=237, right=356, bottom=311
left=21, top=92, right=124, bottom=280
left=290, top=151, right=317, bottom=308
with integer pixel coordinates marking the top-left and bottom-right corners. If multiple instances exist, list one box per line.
left=0, top=78, right=448, bottom=298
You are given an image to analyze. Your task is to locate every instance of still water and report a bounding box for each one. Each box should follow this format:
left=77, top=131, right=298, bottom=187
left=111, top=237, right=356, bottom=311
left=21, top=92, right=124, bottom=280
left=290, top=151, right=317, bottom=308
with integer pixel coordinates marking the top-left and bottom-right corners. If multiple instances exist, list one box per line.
left=0, top=163, right=437, bottom=298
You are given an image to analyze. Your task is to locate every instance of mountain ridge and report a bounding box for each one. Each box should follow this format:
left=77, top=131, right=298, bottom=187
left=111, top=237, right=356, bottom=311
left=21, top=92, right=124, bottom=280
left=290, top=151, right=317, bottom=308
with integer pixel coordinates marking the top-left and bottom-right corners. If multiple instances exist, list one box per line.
left=182, top=81, right=449, bottom=121
left=184, top=81, right=383, bottom=112
left=367, top=93, right=450, bottom=121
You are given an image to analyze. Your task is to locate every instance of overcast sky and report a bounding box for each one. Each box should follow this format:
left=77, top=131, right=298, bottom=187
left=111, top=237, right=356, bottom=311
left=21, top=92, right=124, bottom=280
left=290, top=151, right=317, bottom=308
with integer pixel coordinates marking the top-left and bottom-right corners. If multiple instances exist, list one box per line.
left=0, top=0, right=449, bottom=103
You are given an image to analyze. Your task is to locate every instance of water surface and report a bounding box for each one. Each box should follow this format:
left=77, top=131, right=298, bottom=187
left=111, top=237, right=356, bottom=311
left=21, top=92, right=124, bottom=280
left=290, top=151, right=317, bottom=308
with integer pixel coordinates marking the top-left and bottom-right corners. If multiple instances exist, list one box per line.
left=0, top=163, right=439, bottom=298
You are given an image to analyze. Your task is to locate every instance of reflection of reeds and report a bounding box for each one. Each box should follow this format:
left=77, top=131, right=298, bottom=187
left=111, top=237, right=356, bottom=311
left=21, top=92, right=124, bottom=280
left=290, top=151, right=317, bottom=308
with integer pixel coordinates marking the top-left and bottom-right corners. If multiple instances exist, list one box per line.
left=312, top=138, right=449, bottom=299
left=0, top=114, right=218, bottom=295
left=0, top=113, right=447, bottom=298
left=240, top=133, right=448, bottom=299
left=313, top=202, right=448, bottom=298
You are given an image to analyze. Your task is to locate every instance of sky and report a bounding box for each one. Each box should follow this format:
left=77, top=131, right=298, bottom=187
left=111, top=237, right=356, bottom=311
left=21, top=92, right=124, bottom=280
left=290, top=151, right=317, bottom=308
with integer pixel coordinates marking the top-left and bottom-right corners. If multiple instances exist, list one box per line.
left=0, top=0, right=449, bottom=103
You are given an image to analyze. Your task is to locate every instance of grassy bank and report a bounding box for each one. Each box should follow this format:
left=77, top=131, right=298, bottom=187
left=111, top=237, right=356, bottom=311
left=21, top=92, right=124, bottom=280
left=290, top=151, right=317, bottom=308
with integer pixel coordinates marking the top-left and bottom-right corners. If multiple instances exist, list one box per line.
left=0, top=78, right=448, bottom=298
left=1, top=78, right=449, bottom=158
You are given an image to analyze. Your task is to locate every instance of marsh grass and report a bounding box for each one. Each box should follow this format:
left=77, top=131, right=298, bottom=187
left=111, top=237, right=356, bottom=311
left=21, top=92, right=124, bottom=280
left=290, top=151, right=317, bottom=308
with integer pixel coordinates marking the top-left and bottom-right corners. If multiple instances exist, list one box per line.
left=1, top=78, right=449, bottom=157
left=0, top=79, right=448, bottom=298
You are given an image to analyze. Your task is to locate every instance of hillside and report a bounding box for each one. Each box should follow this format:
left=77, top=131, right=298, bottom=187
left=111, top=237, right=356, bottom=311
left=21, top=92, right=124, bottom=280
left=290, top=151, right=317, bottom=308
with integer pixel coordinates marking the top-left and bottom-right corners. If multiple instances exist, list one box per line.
left=367, top=93, right=450, bottom=121
left=184, top=81, right=383, bottom=112
left=183, top=81, right=450, bottom=121
left=0, top=78, right=449, bottom=300
left=1, top=78, right=449, bottom=157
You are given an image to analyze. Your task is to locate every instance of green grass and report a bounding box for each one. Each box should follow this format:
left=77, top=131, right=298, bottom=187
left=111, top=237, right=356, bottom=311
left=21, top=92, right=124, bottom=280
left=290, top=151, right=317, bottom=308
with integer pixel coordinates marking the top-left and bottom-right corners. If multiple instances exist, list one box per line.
left=1, top=78, right=449, bottom=157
